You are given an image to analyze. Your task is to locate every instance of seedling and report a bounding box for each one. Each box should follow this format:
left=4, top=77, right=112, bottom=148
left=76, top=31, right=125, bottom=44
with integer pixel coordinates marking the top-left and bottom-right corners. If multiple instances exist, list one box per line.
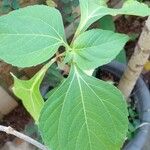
left=0, top=0, right=150, bottom=149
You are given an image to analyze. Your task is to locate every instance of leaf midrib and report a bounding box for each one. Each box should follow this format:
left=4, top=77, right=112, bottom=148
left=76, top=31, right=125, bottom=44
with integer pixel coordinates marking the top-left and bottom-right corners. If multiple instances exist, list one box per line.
left=74, top=66, right=92, bottom=150
left=0, top=33, right=62, bottom=42
left=57, top=72, right=76, bottom=149
left=75, top=67, right=118, bottom=144
left=6, top=14, right=65, bottom=42
left=1, top=43, right=61, bottom=58
left=73, top=38, right=126, bottom=51
left=79, top=4, right=101, bottom=32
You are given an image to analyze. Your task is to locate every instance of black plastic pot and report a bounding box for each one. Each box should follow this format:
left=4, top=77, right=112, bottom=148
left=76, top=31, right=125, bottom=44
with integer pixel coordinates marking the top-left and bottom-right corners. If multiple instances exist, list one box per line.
left=94, top=61, right=150, bottom=150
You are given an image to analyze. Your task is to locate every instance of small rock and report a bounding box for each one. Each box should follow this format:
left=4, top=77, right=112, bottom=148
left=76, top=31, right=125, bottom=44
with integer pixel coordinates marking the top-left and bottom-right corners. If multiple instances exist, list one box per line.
left=1, top=139, right=37, bottom=150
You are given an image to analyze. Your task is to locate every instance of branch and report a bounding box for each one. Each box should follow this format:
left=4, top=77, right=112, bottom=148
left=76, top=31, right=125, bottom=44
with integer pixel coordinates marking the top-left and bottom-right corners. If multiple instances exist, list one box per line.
left=118, top=16, right=150, bottom=99
left=0, top=125, right=49, bottom=150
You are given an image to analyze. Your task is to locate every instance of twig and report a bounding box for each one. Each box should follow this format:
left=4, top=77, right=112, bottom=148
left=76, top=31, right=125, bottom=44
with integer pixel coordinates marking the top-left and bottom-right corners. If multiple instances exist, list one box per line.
left=0, top=125, right=49, bottom=150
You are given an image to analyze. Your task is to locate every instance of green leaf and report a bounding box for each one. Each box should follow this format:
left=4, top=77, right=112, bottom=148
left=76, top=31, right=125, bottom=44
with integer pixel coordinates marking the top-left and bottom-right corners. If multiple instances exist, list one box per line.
left=98, top=16, right=127, bottom=64
left=39, top=65, right=128, bottom=150
left=71, top=0, right=79, bottom=7
left=12, top=59, right=55, bottom=122
left=61, top=0, right=70, bottom=4
left=76, top=0, right=150, bottom=35
left=11, top=0, right=20, bottom=9
left=0, top=5, right=66, bottom=67
left=42, top=63, right=64, bottom=91
left=63, top=6, right=72, bottom=14
left=68, top=29, right=128, bottom=70
left=115, top=49, right=127, bottom=64
left=99, top=15, right=115, bottom=31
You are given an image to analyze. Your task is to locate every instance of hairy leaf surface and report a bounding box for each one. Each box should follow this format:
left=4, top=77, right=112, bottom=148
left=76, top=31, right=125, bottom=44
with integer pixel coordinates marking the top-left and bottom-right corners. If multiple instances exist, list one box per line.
left=70, top=29, right=128, bottom=70
left=39, top=65, right=128, bottom=150
left=77, top=0, right=150, bottom=35
left=0, top=5, right=66, bottom=67
left=12, top=60, right=55, bottom=122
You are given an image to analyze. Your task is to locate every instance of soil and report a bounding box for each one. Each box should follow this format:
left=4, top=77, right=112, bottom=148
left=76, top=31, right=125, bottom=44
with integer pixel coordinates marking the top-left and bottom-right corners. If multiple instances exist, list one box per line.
left=95, top=69, right=119, bottom=87
left=115, top=16, right=147, bottom=59
left=0, top=103, right=31, bottom=148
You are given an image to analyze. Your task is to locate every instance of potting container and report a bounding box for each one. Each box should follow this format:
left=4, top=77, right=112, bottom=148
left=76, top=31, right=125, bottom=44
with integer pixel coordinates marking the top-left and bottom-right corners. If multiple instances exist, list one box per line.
left=94, top=61, right=150, bottom=150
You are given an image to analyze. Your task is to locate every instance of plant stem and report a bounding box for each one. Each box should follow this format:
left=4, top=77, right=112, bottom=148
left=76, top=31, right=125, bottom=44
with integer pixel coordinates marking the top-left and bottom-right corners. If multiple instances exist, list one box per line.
left=0, top=125, right=49, bottom=150
left=118, top=17, right=150, bottom=99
